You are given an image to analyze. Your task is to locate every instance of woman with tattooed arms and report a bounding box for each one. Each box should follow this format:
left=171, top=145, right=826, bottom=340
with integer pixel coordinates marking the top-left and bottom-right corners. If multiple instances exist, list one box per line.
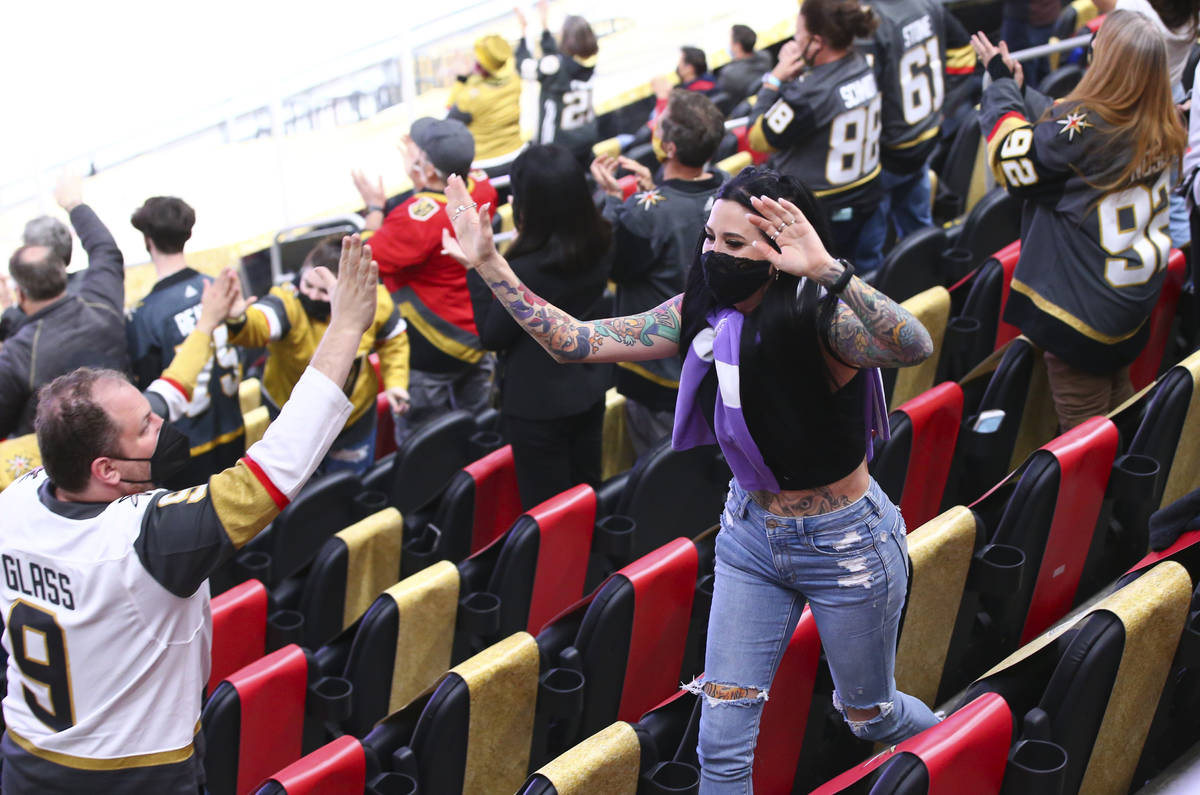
left=442, top=166, right=937, bottom=793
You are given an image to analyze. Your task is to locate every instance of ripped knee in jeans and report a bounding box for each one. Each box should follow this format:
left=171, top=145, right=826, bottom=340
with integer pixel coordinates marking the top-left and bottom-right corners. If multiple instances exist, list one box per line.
left=683, top=676, right=769, bottom=708
left=832, top=690, right=894, bottom=738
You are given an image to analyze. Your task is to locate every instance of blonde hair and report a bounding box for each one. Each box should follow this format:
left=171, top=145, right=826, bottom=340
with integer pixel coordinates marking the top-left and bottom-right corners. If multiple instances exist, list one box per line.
left=1061, top=9, right=1185, bottom=192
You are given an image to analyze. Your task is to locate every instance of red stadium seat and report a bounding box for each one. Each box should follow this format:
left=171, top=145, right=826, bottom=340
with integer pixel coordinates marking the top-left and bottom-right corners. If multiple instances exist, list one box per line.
left=731, top=124, right=770, bottom=164
left=809, top=693, right=1012, bottom=795
left=255, top=736, right=373, bottom=795
left=752, top=609, right=822, bottom=793
left=1130, top=248, right=1187, bottom=390
left=209, top=580, right=269, bottom=695
left=872, top=382, right=964, bottom=529
left=374, top=392, right=396, bottom=460
left=326, top=485, right=598, bottom=737
left=202, top=645, right=351, bottom=795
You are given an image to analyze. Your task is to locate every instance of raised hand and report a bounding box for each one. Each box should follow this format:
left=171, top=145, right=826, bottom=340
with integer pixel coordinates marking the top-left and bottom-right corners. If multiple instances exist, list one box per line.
left=590, top=155, right=623, bottom=197
left=442, top=174, right=498, bottom=270
left=329, top=235, right=379, bottom=336
left=617, top=156, right=655, bottom=191
left=351, top=170, right=386, bottom=208
left=514, top=5, right=527, bottom=33
left=745, top=195, right=842, bottom=284
left=198, top=270, right=242, bottom=334
left=537, top=0, right=549, bottom=29
left=773, top=40, right=805, bottom=82
left=53, top=174, right=83, bottom=212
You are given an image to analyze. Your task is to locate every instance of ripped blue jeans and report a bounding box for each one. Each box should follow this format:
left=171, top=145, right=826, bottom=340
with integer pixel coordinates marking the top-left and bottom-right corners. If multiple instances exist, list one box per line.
left=688, top=478, right=937, bottom=793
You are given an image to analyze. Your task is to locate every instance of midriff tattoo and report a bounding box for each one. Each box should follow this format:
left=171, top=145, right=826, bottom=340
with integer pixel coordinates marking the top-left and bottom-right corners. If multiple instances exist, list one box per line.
left=748, top=461, right=869, bottom=517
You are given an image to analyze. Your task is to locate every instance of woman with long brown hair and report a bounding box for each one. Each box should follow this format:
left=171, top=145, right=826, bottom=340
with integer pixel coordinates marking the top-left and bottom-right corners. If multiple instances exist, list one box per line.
left=975, top=9, right=1187, bottom=430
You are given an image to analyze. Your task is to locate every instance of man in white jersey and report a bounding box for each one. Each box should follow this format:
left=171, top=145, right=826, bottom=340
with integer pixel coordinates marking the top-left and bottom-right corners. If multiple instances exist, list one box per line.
left=0, top=236, right=379, bottom=793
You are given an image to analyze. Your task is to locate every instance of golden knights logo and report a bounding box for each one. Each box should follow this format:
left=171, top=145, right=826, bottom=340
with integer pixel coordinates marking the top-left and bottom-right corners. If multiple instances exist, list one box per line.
left=635, top=189, right=665, bottom=210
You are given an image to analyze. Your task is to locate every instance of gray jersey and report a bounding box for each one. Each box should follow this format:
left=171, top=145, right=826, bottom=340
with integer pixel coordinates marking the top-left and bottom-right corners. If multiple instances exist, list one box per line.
left=748, top=53, right=883, bottom=214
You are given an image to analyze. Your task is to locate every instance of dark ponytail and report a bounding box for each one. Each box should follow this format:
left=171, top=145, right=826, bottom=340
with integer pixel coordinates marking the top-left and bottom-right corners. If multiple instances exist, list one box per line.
left=802, top=0, right=879, bottom=50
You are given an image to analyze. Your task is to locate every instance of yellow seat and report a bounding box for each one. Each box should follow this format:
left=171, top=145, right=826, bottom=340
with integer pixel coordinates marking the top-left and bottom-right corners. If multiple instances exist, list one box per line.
left=602, top=388, right=636, bottom=480
left=716, top=151, right=752, bottom=177
left=238, top=377, right=262, bottom=416
left=890, top=286, right=951, bottom=410
left=243, top=405, right=269, bottom=447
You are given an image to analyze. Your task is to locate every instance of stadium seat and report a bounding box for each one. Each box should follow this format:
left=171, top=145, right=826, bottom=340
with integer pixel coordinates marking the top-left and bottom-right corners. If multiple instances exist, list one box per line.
left=360, top=632, right=543, bottom=795
left=887, top=286, right=951, bottom=410
left=253, top=735, right=380, bottom=795
left=944, top=242, right=1021, bottom=380
left=365, top=409, right=478, bottom=514
left=238, top=377, right=262, bottom=415
left=1039, top=63, right=1085, bottom=97
left=809, top=692, right=1012, bottom=795
left=293, top=508, right=404, bottom=649
left=869, top=225, right=948, bottom=304
left=243, top=405, right=269, bottom=447
left=400, top=444, right=523, bottom=573
left=751, top=609, right=823, bottom=793
left=374, top=392, right=396, bottom=461
left=942, top=417, right=1120, bottom=693
left=1048, top=0, right=1100, bottom=70
left=715, top=151, right=752, bottom=178
left=238, top=470, right=368, bottom=589
left=0, top=433, right=40, bottom=492
left=1129, top=248, right=1187, bottom=390
left=596, top=438, right=729, bottom=559
left=955, top=187, right=1022, bottom=271
left=962, top=561, right=1191, bottom=795
left=932, top=113, right=987, bottom=223
left=948, top=337, right=1057, bottom=506
left=325, top=485, right=599, bottom=737
left=520, top=721, right=645, bottom=794
left=202, top=645, right=353, bottom=795
left=209, top=579, right=304, bottom=695
left=533, top=538, right=702, bottom=761
left=601, top=388, right=636, bottom=480
left=871, top=381, right=963, bottom=529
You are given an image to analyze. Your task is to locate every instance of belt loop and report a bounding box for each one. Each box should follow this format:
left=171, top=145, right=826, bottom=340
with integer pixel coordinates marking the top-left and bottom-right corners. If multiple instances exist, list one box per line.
left=737, top=489, right=753, bottom=519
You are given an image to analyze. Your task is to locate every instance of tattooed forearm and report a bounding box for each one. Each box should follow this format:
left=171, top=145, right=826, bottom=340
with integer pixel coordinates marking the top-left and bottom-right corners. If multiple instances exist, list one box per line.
left=828, top=277, right=934, bottom=367
left=484, top=270, right=683, bottom=364
left=749, top=486, right=856, bottom=517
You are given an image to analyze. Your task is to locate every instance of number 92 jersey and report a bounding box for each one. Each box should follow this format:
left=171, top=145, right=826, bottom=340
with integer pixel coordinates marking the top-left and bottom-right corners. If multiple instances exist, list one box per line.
left=749, top=52, right=883, bottom=215
left=983, top=77, right=1174, bottom=372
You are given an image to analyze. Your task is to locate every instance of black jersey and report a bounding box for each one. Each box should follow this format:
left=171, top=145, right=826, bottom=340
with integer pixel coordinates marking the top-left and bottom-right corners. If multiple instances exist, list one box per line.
left=982, top=76, right=1174, bottom=373
left=866, top=0, right=972, bottom=172
left=127, top=269, right=245, bottom=486
left=515, top=30, right=599, bottom=161
left=749, top=53, right=883, bottom=215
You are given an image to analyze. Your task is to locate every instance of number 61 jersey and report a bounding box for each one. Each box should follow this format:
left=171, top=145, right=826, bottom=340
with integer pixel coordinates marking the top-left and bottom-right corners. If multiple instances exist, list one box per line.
left=983, top=76, right=1173, bottom=373
left=749, top=52, right=883, bottom=216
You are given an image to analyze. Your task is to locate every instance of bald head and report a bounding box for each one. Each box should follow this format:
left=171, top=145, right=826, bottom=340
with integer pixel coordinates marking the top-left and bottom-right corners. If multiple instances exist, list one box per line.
left=9, top=244, right=68, bottom=302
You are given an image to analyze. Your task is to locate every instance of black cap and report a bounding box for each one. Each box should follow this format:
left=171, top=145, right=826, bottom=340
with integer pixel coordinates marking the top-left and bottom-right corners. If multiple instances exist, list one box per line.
left=410, top=117, right=475, bottom=178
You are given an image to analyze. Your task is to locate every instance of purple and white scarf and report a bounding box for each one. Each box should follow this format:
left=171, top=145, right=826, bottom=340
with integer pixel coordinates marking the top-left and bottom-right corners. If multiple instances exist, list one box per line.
left=671, top=306, right=890, bottom=492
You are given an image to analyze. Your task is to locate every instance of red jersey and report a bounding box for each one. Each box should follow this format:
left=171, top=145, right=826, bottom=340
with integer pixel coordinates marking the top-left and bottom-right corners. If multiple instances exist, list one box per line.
left=368, top=174, right=498, bottom=337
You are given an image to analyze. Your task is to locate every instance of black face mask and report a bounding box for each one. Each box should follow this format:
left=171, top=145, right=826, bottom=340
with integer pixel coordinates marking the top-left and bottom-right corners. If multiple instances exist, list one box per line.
left=109, top=422, right=191, bottom=487
left=297, top=292, right=331, bottom=322
left=701, top=250, right=773, bottom=305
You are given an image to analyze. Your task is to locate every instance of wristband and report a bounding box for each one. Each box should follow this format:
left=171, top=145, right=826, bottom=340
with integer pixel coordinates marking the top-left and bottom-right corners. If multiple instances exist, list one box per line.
left=761, top=73, right=782, bottom=90
left=366, top=204, right=384, bottom=215
left=829, top=260, right=855, bottom=294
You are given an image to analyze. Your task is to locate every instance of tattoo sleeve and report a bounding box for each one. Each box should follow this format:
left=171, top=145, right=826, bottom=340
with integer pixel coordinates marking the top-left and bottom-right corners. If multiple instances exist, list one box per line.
left=827, top=277, right=934, bottom=368
left=484, top=268, right=682, bottom=363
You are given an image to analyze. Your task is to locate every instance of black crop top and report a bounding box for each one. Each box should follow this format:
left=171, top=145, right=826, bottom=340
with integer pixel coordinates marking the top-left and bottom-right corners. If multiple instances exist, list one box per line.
left=699, top=365, right=868, bottom=492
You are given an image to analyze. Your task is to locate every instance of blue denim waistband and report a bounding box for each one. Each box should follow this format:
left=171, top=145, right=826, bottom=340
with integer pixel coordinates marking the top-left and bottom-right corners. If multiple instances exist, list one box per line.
left=726, top=476, right=887, bottom=533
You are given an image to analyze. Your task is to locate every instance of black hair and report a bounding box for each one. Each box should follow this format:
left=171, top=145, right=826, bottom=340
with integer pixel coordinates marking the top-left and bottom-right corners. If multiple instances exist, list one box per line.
left=731, top=24, right=757, bottom=54
left=680, top=167, right=847, bottom=419
left=1149, top=0, right=1199, bottom=33
left=35, top=368, right=126, bottom=492
left=505, top=144, right=612, bottom=272
left=661, top=89, right=726, bottom=167
left=130, top=196, right=195, bottom=254
left=802, top=0, right=879, bottom=51
left=681, top=46, right=709, bottom=77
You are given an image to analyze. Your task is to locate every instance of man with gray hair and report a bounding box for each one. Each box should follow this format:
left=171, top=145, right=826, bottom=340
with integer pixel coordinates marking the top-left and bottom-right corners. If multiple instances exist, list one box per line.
left=0, top=176, right=129, bottom=438
left=351, top=117, right=499, bottom=437
left=0, top=218, right=74, bottom=341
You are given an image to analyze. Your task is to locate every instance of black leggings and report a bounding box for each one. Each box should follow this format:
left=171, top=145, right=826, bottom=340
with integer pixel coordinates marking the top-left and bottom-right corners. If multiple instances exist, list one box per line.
left=501, top=400, right=605, bottom=509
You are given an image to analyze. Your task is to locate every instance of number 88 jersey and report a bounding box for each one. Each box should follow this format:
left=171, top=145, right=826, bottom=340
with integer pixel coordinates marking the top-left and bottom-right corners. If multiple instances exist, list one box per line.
left=749, top=52, right=883, bottom=215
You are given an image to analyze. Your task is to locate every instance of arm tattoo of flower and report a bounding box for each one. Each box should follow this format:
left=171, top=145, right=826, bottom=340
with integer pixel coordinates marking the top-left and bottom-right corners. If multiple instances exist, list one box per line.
left=487, top=278, right=682, bottom=363
left=828, top=278, right=934, bottom=368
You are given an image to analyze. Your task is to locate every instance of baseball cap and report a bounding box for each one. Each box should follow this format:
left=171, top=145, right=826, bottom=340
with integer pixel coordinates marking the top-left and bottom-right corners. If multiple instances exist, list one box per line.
left=409, top=117, right=476, bottom=178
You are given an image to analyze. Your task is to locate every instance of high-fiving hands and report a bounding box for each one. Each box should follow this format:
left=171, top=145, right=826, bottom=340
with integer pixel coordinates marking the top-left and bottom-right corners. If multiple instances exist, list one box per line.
left=329, top=235, right=379, bottom=336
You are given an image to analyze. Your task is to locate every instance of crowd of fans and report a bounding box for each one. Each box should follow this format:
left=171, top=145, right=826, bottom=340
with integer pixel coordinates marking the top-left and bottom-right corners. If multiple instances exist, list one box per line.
left=2, top=0, right=1200, bottom=790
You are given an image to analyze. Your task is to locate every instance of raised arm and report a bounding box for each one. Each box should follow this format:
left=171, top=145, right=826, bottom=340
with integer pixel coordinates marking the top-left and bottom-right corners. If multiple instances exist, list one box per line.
left=746, top=195, right=933, bottom=368
left=441, top=175, right=681, bottom=363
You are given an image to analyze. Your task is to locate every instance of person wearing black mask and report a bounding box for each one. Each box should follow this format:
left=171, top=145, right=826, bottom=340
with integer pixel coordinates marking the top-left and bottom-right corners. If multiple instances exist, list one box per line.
left=443, top=167, right=937, bottom=792
left=224, top=235, right=411, bottom=476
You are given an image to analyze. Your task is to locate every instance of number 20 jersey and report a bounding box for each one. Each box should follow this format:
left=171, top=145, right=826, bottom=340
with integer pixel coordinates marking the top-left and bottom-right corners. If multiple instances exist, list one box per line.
left=749, top=52, right=883, bottom=215
left=983, top=76, right=1173, bottom=372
